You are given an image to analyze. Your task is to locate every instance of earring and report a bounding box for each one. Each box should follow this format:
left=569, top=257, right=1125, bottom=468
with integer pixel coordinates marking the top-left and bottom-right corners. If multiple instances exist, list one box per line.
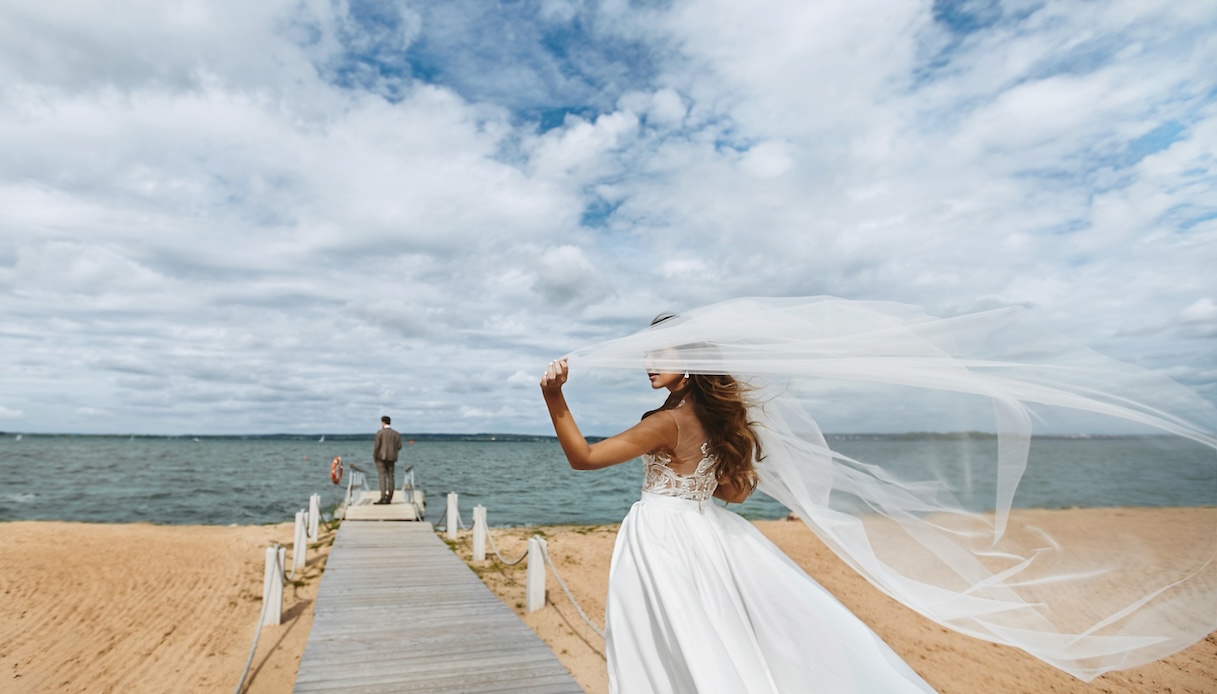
left=683, top=372, right=690, bottom=379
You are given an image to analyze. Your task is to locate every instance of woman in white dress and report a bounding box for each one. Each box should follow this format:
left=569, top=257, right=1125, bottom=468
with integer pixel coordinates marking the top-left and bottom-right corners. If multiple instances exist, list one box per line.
left=540, top=325, right=936, bottom=693
left=542, top=298, right=1216, bottom=690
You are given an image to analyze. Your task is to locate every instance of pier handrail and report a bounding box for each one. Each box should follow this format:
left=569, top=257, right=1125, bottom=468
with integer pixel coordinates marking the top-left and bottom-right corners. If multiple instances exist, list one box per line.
left=400, top=465, right=425, bottom=519
left=401, top=464, right=416, bottom=495
left=336, top=463, right=368, bottom=519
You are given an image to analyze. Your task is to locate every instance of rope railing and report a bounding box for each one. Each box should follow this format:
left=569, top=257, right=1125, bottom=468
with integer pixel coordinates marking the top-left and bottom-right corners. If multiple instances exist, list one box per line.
left=233, top=492, right=335, bottom=694
left=237, top=469, right=432, bottom=693
left=434, top=517, right=469, bottom=531
left=433, top=491, right=470, bottom=533
left=443, top=494, right=604, bottom=640
left=317, top=508, right=338, bottom=533
left=233, top=544, right=284, bottom=694
left=432, top=511, right=470, bottom=531
left=483, top=524, right=528, bottom=566
left=538, top=540, right=606, bottom=640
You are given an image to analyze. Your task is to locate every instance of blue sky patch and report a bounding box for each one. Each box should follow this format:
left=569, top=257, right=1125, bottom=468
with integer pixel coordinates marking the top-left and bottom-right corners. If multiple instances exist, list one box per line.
left=580, top=197, right=623, bottom=228
left=932, top=0, right=1004, bottom=36
left=1178, top=209, right=1216, bottom=232
left=524, top=106, right=604, bottom=134
left=317, top=0, right=657, bottom=114
left=1124, top=121, right=1187, bottom=166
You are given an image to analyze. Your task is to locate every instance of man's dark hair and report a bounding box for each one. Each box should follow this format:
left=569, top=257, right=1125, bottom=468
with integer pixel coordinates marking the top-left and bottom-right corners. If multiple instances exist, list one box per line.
left=381, top=415, right=391, bottom=425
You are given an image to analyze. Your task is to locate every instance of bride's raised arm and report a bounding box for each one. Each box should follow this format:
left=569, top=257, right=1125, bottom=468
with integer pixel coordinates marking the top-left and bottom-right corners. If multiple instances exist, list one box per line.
left=541, top=358, right=676, bottom=470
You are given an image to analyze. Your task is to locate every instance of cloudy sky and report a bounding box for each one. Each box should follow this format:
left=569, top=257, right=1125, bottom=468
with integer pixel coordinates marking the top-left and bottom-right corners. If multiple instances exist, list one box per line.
left=1, top=0, right=1214, bottom=436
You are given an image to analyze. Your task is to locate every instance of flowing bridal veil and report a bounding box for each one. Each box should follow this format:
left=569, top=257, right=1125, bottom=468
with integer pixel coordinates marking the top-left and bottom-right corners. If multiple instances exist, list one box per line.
left=567, top=297, right=1216, bottom=682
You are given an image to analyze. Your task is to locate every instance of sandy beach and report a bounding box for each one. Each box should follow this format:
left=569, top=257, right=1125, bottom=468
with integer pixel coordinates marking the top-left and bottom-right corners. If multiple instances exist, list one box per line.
left=452, top=508, right=1217, bottom=694
left=2, top=510, right=1213, bottom=693
left=1, top=520, right=334, bottom=693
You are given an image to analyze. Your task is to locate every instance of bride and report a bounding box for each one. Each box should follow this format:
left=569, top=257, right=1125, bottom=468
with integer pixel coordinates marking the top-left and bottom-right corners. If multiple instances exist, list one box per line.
left=540, top=298, right=1216, bottom=692
left=540, top=315, right=936, bottom=692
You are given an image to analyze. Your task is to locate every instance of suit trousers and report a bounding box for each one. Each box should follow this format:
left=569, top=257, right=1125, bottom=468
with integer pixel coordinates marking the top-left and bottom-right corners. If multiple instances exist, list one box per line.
left=374, top=458, right=395, bottom=499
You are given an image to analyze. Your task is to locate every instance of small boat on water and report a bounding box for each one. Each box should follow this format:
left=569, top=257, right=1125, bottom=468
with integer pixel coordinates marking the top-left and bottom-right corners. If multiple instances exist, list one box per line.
left=318, top=434, right=325, bottom=443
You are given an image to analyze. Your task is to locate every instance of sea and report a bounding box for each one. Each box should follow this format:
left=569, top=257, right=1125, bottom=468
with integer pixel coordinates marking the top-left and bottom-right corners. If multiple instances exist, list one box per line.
left=0, top=434, right=1212, bottom=527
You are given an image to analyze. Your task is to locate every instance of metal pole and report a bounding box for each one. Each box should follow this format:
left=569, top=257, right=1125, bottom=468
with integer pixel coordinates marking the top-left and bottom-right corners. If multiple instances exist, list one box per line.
left=525, top=536, right=547, bottom=613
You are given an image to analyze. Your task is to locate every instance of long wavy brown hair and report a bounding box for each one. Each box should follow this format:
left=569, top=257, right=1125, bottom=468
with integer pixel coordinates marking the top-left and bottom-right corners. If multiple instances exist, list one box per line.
left=642, top=315, right=763, bottom=495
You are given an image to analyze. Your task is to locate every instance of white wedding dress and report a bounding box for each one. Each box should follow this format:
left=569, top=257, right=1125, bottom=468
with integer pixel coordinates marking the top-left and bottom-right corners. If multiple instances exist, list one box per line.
left=575, top=297, right=1217, bottom=683
left=605, top=404, right=935, bottom=693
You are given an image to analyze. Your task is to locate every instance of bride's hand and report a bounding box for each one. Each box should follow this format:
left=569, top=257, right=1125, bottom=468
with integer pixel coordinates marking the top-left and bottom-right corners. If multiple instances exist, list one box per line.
left=540, top=358, right=569, bottom=393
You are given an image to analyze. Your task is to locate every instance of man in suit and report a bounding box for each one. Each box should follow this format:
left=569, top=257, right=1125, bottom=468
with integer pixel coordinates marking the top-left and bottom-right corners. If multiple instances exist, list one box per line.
left=373, top=415, right=403, bottom=505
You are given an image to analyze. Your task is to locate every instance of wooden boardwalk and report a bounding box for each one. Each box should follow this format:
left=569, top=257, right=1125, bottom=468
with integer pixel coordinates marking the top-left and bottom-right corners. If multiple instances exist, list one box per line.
left=293, top=522, right=583, bottom=693
left=341, top=489, right=426, bottom=521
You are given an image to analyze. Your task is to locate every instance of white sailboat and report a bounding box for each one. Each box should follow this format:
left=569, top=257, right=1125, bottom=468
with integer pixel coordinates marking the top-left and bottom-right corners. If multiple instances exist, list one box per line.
left=318, top=434, right=325, bottom=443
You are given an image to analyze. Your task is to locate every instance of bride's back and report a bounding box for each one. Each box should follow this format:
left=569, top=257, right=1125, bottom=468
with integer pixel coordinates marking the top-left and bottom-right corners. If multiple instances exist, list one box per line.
left=652, top=401, right=712, bottom=476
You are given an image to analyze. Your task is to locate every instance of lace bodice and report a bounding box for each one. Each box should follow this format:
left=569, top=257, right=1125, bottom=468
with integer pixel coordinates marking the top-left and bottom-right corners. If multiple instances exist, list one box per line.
left=642, top=441, right=719, bottom=502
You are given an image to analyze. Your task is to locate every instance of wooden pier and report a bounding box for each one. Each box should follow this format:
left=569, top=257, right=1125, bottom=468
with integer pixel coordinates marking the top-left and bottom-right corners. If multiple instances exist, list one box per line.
left=340, top=489, right=426, bottom=521
left=293, top=522, right=583, bottom=693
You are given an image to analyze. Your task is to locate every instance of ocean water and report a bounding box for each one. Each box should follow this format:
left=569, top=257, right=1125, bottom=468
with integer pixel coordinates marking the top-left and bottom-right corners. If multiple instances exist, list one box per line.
left=0, top=435, right=1211, bottom=526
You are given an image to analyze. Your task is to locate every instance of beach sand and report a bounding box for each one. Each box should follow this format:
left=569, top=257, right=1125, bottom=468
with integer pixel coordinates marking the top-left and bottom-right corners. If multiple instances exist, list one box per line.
left=1, top=520, right=334, bottom=693
left=2, top=509, right=1213, bottom=693
left=452, top=507, right=1217, bottom=694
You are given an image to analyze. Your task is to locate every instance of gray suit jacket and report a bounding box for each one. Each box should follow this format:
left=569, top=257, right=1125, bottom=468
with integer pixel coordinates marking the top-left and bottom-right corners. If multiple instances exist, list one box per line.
left=374, top=427, right=402, bottom=462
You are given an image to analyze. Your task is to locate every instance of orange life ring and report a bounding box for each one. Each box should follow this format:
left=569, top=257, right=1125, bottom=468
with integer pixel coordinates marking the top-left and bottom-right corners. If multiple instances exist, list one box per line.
left=330, top=456, right=343, bottom=485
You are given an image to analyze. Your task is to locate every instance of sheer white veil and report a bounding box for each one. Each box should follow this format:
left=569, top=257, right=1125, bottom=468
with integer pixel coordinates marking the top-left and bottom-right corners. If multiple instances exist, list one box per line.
left=566, top=296, right=1216, bottom=681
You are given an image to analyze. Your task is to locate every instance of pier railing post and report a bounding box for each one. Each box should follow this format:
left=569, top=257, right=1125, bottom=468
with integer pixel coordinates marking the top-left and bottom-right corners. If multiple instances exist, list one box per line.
left=293, top=510, right=307, bottom=574
left=446, top=492, right=458, bottom=540
left=472, top=505, right=486, bottom=561
left=525, top=536, right=547, bottom=613
left=262, top=545, right=284, bottom=626
left=308, top=493, right=320, bottom=539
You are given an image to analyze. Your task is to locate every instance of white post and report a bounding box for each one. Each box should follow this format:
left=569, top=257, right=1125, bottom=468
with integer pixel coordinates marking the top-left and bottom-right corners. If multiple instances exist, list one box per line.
left=308, top=494, right=320, bottom=540
left=261, top=545, right=283, bottom=626
left=446, top=492, right=459, bottom=540
left=472, top=505, right=486, bottom=561
left=292, top=510, right=307, bottom=574
left=525, top=536, right=547, bottom=613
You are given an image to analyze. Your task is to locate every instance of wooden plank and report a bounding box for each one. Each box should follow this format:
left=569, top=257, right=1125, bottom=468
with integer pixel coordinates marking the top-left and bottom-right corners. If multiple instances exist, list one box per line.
left=293, top=522, right=583, bottom=693
left=342, top=490, right=426, bottom=521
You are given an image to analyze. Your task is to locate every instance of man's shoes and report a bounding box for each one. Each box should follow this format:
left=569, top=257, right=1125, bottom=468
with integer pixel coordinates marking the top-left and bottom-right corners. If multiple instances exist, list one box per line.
left=373, top=497, right=388, bottom=505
